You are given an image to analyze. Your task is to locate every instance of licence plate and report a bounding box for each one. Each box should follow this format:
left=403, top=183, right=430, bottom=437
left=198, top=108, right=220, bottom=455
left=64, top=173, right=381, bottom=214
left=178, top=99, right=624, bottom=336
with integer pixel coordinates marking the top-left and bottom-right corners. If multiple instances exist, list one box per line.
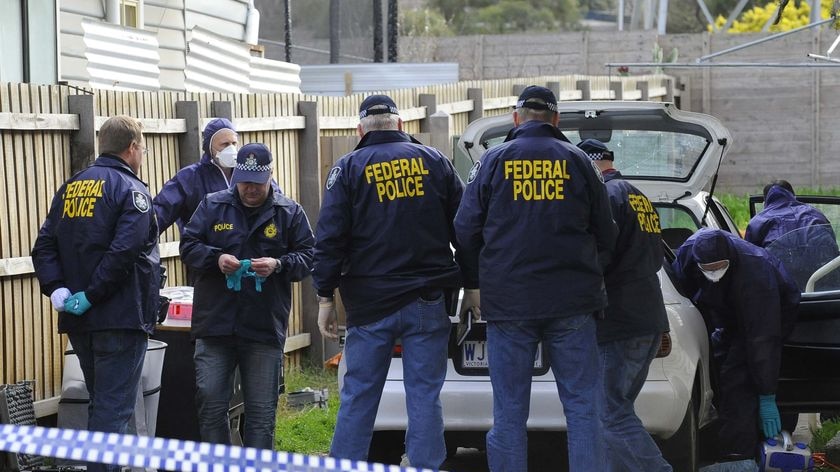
left=461, top=341, right=543, bottom=369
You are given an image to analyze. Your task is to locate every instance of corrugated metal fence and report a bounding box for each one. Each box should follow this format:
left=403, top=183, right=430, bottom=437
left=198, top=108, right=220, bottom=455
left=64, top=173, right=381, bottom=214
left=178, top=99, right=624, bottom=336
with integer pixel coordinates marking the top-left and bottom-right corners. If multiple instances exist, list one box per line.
left=0, top=73, right=675, bottom=412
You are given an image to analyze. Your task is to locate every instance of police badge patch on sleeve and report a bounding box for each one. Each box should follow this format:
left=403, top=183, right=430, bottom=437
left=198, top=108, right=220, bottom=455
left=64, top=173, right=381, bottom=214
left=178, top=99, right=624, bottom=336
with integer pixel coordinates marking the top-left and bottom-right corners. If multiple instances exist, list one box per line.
left=132, top=191, right=150, bottom=213
left=326, top=166, right=342, bottom=190
left=467, top=161, right=481, bottom=184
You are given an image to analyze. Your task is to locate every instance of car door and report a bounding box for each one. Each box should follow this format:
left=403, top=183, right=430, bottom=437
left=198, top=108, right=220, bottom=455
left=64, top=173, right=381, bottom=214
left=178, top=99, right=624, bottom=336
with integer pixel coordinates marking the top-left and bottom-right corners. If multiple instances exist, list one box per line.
left=748, top=194, right=840, bottom=410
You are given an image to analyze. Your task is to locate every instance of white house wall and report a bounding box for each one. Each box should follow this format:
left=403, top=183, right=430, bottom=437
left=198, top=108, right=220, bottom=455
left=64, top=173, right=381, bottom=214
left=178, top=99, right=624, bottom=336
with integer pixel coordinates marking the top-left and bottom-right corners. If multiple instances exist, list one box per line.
left=185, top=0, right=248, bottom=42
left=59, top=0, right=251, bottom=90
left=145, top=0, right=187, bottom=90
left=59, top=0, right=104, bottom=85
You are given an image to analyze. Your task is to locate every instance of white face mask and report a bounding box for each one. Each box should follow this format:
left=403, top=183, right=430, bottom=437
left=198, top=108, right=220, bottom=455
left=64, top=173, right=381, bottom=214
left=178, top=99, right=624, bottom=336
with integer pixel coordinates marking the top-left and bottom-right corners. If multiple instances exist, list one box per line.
left=698, top=261, right=729, bottom=283
left=216, top=145, right=238, bottom=168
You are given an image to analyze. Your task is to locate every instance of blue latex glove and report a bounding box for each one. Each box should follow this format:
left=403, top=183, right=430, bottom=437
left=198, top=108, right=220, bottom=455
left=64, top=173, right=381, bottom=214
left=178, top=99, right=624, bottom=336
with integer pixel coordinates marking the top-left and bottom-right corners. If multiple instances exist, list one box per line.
left=758, top=394, right=781, bottom=439
left=64, top=292, right=92, bottom=316
left=225, top=260, right=252, bottom=292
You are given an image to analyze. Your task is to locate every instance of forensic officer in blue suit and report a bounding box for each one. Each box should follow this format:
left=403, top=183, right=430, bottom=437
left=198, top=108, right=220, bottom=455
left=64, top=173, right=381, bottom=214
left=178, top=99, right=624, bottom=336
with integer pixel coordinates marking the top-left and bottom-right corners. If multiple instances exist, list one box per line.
left=180, top=143, right=314, bottom=449
left=313, top=95, right=467, bottom=469
left=672, top=229, right=800, bottom=469
left=454, top=86, right=618, bottom=472
left=746, top=180, right=834, bottom=249
left=153, top=118, right=239, bottom=234
left=580, top=139, right=672, bottom=472
left=745, top=180, right=838, bottom=290
left=32, top=115, right=161, bottom=472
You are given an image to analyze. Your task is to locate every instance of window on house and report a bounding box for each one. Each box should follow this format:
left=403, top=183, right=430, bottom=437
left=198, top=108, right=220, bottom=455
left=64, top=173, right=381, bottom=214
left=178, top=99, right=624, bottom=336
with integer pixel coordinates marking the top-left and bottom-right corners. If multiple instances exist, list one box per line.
left=121, top=0, right=140, bottom=28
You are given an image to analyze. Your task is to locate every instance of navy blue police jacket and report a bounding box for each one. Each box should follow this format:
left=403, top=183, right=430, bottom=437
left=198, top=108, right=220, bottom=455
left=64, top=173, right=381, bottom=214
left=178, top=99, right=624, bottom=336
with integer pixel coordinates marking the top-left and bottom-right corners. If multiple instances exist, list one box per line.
left=745, top=185, right=835, bottom=248
left=672, top=229, right=800, bottom=394
left=153, top=153, right=231, bottom=234
left=312, top=130, right=466, bottom=328
left=32, top=155, right=161, bottom=334
left=180, top=188, right=314, bottom=346
left=597, top=169, right=669, bottom=343
left=454, top=121, right=618, bottom=321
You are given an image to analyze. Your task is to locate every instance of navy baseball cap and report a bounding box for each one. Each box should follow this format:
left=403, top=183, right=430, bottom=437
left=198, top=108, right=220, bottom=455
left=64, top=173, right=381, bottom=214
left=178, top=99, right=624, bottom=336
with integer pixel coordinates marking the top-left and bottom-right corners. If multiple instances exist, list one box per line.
left=516, top=85, right=558, bottom=112
left=577, top=139, right=614, bottom=161
left=359, top=94, right=399, bottom=119
left=231, top=143, right=273, bottom=185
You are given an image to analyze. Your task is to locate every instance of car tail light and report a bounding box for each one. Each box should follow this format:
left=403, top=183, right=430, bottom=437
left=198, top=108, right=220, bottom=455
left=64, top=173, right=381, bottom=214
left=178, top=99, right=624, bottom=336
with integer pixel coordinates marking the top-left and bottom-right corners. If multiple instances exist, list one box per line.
left=656, top=332, right=672, bottom=358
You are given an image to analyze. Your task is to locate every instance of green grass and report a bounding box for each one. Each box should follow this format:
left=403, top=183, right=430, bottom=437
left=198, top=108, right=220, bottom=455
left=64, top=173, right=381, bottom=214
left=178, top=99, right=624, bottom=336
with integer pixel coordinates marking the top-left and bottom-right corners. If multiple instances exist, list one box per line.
left=274, top=364, right=339, bottom=455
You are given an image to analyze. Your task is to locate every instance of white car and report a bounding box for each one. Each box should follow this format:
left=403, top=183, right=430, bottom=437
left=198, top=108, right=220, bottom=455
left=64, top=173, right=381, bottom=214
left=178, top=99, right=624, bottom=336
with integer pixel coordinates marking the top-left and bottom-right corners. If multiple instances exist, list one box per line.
left=346, top=101, right=739, bottom=471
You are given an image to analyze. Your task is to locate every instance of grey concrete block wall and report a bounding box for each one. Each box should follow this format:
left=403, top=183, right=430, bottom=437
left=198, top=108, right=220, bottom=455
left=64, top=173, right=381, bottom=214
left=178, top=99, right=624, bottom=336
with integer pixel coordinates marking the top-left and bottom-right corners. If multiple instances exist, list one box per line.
left=396, top=28, right=840, bottom=194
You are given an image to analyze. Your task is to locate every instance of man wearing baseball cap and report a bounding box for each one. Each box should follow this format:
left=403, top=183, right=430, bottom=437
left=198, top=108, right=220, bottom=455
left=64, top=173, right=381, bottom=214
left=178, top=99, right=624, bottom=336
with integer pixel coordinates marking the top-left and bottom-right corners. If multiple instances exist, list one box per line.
left=580, top=138, right=672, bottom=471
left=314, top=94, right=468, bottom=468
left=455, top=86, right=617, bottom=471
left=180, top=142, right=315, bottom=449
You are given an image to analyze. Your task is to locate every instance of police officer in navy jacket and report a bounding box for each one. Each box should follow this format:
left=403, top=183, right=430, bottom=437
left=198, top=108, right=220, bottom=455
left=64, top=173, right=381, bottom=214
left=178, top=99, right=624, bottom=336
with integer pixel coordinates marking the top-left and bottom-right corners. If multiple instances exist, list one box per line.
left=454, top=86, right=617, bottom=472
left=32, top=115, right=160, bottom=472
left=180, top=143, right=314, bottom=449
left=579, top=138, right=671, bottom=472
left=154, top=118, right=239, bottom=234
left=672, top=229, right=799, bottom=466
left=313, top=95, right=466, bottom=468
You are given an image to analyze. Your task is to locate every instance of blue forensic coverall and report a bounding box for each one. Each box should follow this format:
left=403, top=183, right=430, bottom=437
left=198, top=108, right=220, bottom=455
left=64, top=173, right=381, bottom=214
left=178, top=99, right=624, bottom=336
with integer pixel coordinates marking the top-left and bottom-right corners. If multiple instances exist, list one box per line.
left=597, top=169, right=672, bottom=472
left=454, top=120, right=618, bottom=472
left=745, top=185, right=839, bottom=290
left=153, top=118, right=235, bottom=234
left=313, top=129, right=466, bottom=468
left=672, top=229, right=800, bottom=460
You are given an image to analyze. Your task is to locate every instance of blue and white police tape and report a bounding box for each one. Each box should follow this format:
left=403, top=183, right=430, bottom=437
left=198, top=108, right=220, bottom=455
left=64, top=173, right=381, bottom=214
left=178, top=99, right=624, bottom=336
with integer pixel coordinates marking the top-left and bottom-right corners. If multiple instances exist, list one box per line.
left=0, top=424, right=441, bottom=472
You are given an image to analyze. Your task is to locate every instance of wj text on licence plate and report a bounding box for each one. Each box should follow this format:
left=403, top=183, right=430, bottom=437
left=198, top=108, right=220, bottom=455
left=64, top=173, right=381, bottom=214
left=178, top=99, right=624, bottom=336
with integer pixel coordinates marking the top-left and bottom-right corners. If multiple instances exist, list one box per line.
left=461, top=341, right=544, bottom=369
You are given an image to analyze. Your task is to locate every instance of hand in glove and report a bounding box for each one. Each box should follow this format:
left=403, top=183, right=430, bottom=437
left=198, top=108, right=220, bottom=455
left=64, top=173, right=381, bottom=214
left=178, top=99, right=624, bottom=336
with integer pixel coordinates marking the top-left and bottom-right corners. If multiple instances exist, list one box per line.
left=318, top=297, right=339, bottom=340
left=50, top=287, right=71, bottom=312
left=64, top=292, right=92, bottom=316
left=758, top=394, right=781, bottom=439
left=460, top=289, right=481, bottom=320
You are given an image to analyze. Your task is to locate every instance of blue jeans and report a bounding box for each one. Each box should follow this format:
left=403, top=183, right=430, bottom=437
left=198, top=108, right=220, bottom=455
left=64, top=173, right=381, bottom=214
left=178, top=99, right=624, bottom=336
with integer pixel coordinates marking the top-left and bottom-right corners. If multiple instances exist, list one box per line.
left=600, top=333, right=673, bottom=472
left=700, top=459, right=759, bottom=472
left=486, top=314, right=603, bottom=472
left=67, top=330, right=148, bottom=472
left=194, top=336, right=283, bottom=449
left=330, top=294, right=450, bottom=469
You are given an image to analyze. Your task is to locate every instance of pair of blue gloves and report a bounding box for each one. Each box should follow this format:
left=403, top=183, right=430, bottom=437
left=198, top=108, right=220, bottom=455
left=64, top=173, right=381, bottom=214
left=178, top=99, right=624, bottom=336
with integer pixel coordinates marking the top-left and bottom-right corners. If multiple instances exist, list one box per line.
left=759, top=394, right=781, bottom=439
left=63, top=292, right=92, bottom=316
left=225, top=259, right=266, bottom=292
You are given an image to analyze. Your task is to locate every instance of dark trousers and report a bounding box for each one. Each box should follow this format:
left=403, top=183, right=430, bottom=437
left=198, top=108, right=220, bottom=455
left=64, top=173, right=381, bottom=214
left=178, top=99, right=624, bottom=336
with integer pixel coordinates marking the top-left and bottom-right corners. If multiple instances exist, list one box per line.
left=713, top=337, right=761, bottom=460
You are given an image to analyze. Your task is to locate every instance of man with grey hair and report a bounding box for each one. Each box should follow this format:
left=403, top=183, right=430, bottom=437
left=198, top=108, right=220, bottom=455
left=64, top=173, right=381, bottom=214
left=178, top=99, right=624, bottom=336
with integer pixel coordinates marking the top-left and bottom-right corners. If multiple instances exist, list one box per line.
left=314, top=94, right=469, bottom=468
left=455, top=86, right=617, bottom=472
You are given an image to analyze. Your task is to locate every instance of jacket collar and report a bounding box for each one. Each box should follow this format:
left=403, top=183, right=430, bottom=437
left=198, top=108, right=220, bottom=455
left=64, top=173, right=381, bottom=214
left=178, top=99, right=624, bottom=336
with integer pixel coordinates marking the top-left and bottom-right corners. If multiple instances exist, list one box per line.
left=94, top=154, right=143, bottom=181
left=355, top=130, right=422, bottom=150
left=602, top=168, right=623, bottom=182
left=504, top=121, right=572, bottom=143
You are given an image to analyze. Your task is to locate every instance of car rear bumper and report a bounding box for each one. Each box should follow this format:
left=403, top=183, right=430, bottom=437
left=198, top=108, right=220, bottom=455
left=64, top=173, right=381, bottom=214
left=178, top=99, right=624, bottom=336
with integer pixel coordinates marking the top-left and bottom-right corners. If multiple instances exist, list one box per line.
left=373, top=376, right=684, bottom=438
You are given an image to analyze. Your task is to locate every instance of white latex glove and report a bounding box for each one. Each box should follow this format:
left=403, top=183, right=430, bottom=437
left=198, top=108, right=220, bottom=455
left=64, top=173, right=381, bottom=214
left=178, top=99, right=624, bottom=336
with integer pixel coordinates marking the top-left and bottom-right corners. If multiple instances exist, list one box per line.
left=318, top=297, right=339, bottom=340
left=50, top=287, right=72, bottom=312
left=460, top=289, right=481, bottom=319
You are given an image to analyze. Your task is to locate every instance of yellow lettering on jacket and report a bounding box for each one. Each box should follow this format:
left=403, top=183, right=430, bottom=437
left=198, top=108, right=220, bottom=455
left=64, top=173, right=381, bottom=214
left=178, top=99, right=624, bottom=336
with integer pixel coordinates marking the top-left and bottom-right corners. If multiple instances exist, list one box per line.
left=504, top=159, right=571, bottom=201
left=363, top=157, right=429, bottom=203
left=61, top=179, right=105, bottom=219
